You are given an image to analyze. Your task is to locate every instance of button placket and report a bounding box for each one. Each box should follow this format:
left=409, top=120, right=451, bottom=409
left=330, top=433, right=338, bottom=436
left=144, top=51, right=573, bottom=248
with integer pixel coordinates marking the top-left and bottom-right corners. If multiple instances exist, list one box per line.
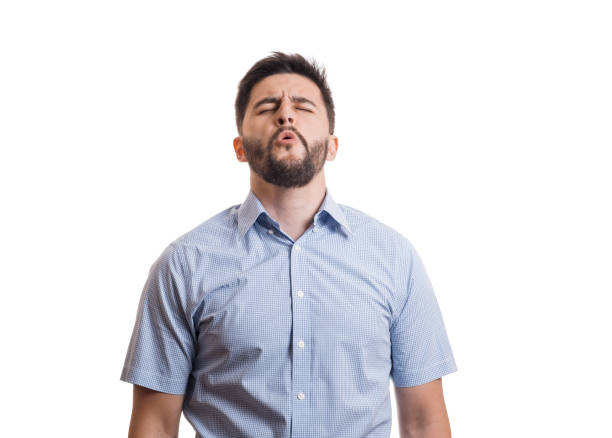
left=290, top=238, right=312, bottom=432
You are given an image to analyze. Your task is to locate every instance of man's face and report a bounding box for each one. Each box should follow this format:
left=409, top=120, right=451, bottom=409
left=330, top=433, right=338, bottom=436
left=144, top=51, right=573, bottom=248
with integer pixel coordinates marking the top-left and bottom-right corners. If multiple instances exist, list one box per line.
left=234, top=73, right=337, bottom=188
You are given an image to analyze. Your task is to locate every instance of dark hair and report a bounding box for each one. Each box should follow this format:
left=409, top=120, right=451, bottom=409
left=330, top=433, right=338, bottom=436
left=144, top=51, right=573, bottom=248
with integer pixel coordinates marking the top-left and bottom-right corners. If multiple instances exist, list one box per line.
left=235, top=51, right=335, bottom=135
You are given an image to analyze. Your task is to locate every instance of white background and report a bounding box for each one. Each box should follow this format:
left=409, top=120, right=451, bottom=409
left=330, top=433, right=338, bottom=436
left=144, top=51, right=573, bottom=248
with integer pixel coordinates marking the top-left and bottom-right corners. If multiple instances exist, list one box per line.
left=1, top=0, right=611, bottom=436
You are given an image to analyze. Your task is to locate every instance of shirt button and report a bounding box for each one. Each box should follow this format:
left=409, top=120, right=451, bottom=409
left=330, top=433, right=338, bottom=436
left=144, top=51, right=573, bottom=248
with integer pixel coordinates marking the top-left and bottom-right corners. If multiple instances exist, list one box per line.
left=297, top=392, right=305, bottom=400
left=294, top=244, right=301, bottom=251
left=297, top=290, right=304, bottom=298
left=298, top=340, right=305, bottom=348
left=267, top=229, right=274, bottom=234
left=312, top=226, right=318, bottom=233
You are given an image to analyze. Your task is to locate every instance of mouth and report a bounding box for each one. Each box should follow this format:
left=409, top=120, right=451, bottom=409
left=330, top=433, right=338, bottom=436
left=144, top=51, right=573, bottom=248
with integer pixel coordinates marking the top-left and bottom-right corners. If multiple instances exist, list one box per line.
left=276, top=130, right=298, bottom=143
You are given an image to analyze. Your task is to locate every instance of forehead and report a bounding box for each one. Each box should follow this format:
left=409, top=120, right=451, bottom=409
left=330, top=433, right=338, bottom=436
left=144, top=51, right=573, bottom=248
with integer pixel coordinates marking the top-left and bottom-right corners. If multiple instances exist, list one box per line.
left=249, top=73, right=323, bottom=107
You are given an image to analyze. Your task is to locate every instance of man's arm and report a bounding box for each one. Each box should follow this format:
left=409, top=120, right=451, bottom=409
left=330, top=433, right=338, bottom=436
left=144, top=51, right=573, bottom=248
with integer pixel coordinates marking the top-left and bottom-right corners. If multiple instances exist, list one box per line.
left=394, top=378, right=452, bottom=438
left=128, top=384, right=185, bottom=438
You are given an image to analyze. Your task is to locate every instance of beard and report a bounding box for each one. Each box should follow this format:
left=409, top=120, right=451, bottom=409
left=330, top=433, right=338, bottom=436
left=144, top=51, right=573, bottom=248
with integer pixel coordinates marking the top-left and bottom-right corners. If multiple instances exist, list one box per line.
left=241, top=128, right=329, bottom=188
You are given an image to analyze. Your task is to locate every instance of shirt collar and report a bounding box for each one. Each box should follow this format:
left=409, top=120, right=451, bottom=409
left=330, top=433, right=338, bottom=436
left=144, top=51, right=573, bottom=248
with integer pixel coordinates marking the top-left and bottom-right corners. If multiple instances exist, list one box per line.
left=236, top=187, right=352, bottom=240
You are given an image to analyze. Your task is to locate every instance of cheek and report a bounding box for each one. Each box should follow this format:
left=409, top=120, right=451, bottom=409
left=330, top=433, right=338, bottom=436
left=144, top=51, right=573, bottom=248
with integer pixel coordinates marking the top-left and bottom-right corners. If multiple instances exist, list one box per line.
left=301, top=118, right=327, bottom=137
left=244, top=118, right=270, bottom=135
left=246, top=127, right=274, bottom=145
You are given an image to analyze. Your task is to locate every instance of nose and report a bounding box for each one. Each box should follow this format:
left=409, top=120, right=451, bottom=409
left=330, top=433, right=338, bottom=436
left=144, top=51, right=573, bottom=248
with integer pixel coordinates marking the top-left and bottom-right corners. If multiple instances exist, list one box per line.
left=275, top=99, right=295, bottom=127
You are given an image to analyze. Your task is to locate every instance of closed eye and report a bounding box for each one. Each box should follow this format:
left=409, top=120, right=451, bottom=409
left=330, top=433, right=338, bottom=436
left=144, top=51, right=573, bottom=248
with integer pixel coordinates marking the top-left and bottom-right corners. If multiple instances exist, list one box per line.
left=257, top=108, right=313, bottom=115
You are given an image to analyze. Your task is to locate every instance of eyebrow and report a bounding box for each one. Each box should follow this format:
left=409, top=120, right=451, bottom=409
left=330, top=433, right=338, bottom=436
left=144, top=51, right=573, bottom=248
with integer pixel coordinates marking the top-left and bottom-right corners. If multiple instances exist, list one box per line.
left=252, top=96, right=317, bottom=111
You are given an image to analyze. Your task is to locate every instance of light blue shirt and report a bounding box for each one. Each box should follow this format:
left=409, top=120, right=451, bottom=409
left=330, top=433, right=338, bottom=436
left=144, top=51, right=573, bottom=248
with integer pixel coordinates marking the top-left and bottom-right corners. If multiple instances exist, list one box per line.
left=121, top=188, right=457, bottom=437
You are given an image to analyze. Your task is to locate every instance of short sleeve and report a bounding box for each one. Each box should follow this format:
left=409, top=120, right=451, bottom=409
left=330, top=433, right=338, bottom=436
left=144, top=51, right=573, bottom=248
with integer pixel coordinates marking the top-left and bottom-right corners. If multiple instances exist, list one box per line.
left=390, top=242, right=457, bottom=387
left=120, top=243, right=195, bottom=395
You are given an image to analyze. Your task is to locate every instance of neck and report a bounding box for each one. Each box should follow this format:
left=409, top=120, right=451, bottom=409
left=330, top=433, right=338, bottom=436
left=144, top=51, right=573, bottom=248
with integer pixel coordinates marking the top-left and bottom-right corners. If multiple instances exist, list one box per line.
left=249, top=171, right=327, bottom=241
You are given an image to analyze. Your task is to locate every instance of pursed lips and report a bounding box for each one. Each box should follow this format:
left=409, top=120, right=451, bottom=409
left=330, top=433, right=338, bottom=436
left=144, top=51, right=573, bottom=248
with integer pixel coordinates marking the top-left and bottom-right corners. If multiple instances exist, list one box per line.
left=277, top=130, right=297, bottom=142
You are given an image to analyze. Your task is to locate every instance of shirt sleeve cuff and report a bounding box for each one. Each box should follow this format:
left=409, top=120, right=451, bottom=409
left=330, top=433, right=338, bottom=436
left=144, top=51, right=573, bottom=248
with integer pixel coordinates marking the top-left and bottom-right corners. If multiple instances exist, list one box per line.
left=120, top=366, right=188, bottom=395
left=392, top=356, right=458, bottom=387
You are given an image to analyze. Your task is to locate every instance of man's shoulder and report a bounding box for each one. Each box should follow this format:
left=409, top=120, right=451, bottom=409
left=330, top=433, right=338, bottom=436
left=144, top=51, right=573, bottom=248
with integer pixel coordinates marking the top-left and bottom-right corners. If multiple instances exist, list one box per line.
left=340, top=203, right=410, bottom=242
left=168, top=204, right=240, bottom=252
left=337, top=202, right=418, bottom=261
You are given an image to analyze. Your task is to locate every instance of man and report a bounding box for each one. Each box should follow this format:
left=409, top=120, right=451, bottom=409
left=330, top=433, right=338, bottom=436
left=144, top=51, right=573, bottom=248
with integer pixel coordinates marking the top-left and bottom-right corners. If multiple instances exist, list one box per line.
left=121, top=51, right=457, bottom=438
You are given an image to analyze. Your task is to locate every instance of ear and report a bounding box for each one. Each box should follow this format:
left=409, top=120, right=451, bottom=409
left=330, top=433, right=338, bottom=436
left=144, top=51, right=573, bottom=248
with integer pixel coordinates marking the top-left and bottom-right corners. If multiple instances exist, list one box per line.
left=326, top=135, right=339, bottom=161
left=233, top=137, right=248, bottom=162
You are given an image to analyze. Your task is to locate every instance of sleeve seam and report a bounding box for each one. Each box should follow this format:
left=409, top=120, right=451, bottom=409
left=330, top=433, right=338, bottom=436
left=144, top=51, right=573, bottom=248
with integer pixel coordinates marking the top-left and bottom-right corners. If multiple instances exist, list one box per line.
left=390, top=240, right=416, bottom=332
